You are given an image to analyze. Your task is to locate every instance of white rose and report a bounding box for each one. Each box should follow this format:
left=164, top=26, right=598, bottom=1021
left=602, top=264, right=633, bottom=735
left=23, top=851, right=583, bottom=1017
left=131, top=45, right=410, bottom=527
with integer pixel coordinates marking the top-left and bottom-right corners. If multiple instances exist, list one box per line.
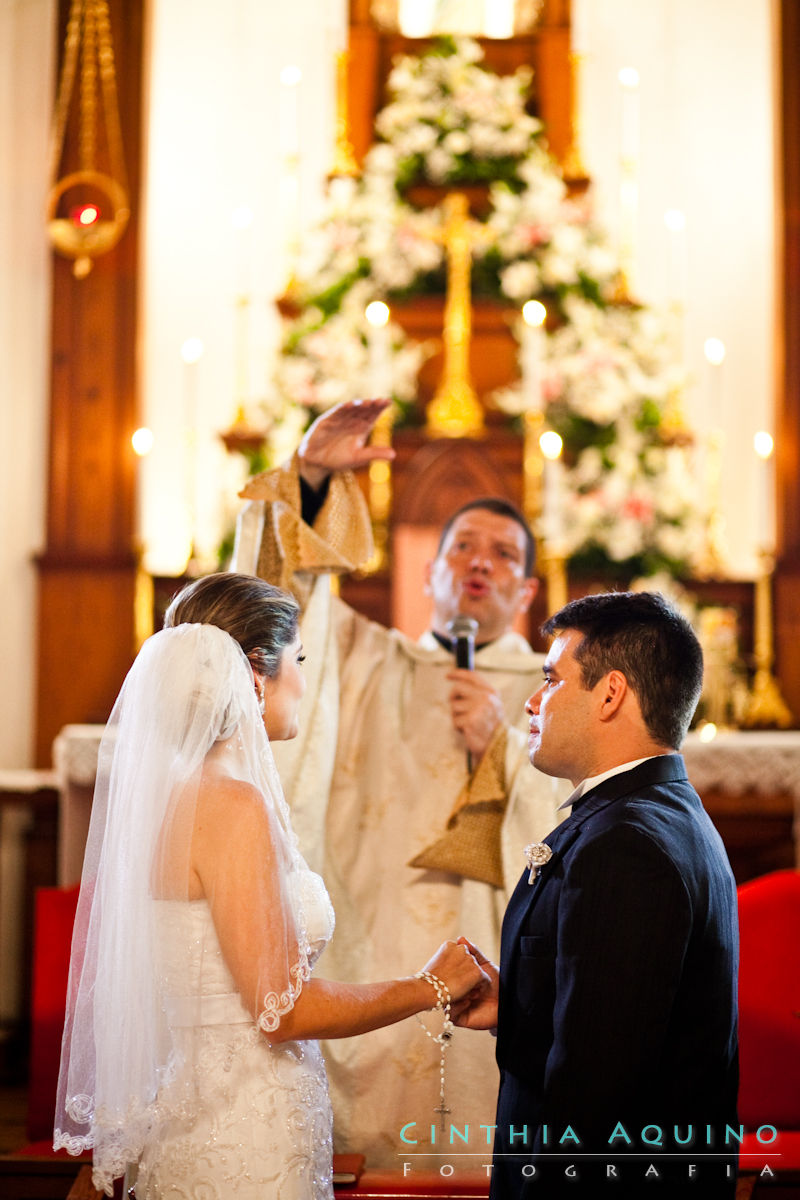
left=426, top=146, right=455, bottom=182
left=444, top=130, right=471, bottom=155
left=499, top=260, right=540, bottom=300
left=406, top=123, right=438, bottom=154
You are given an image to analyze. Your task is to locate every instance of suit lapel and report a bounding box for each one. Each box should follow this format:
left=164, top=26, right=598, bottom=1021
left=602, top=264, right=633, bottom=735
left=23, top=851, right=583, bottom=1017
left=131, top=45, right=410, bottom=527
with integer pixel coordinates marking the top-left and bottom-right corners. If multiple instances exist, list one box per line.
left=501, top=814, right=582, bottom=954
left=503, top=755, right=689, bottom=942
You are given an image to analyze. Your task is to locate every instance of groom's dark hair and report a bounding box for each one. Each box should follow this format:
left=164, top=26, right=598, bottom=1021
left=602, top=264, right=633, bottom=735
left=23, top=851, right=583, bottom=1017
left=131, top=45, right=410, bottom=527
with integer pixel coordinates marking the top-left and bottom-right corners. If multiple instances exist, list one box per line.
left=541, top=591, right=703, bottom=750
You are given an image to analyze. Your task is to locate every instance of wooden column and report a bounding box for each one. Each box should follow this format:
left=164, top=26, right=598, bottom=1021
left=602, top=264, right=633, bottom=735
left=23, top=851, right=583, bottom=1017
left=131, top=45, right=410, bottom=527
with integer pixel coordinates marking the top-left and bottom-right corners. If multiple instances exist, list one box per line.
left=774, top=0, right=800, bottom=721
left=35, top=0, right=144, bottom=765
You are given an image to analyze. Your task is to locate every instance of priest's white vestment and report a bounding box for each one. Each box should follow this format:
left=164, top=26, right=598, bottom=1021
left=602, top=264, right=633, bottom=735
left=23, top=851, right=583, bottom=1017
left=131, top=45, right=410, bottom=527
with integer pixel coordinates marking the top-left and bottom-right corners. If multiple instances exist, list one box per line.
left=233, top=460, right=567, bottom=1166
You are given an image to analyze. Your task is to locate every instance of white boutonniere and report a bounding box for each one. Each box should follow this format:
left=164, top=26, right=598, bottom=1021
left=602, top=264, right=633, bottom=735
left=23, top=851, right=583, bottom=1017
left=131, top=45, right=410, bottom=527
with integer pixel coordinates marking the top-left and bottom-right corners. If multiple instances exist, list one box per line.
left=524, top=842, right=553, bottom=885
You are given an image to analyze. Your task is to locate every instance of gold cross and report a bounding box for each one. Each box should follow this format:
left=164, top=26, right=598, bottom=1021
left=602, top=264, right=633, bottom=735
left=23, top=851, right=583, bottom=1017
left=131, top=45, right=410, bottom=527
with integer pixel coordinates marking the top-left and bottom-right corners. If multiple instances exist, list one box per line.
left=425, top=192, right=492, bottom=439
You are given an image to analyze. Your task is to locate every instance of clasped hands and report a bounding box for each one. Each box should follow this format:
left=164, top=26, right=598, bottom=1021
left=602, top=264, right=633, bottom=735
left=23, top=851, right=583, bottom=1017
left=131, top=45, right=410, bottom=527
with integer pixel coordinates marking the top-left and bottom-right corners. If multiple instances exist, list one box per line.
left=420, top=938, right=499, bottom=1031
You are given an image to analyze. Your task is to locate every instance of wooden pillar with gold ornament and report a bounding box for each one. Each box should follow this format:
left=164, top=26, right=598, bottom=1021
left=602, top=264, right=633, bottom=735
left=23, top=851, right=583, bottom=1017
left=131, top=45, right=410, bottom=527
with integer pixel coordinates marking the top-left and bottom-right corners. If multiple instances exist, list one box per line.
left=35, top=0, right=144, bottom=765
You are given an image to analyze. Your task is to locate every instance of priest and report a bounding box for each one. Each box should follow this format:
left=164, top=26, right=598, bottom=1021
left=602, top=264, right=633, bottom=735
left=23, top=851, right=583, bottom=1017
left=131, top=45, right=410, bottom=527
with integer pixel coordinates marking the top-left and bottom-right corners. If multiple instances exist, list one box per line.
left=233, top=398, right=567, bottom=1166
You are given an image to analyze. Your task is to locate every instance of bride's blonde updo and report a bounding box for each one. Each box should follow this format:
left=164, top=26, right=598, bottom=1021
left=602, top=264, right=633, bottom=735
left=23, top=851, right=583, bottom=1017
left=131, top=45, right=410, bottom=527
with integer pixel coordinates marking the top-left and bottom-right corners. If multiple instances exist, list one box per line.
left=163, top=572, right=299, bottom=679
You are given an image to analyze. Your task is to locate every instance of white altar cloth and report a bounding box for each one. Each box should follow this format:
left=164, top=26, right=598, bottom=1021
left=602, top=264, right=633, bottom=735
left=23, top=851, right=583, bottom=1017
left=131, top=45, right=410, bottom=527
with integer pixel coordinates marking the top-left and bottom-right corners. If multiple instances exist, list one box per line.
left=51, top=725, right=800, bottom=883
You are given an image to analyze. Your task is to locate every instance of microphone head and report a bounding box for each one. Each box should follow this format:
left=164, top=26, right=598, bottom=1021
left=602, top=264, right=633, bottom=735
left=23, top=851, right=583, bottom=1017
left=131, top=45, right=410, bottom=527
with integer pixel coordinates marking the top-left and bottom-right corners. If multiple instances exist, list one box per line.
left=447, top=615, right=478, bottom=669
left=446, top=615, right=479, bottom=640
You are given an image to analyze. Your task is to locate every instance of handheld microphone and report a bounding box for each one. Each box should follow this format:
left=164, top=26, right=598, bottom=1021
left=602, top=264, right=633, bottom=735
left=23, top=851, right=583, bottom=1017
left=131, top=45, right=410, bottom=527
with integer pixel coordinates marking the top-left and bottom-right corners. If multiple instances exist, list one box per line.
left=447, top=615, right=479, bottom=774
left=447, top=615, right=478, bottom=670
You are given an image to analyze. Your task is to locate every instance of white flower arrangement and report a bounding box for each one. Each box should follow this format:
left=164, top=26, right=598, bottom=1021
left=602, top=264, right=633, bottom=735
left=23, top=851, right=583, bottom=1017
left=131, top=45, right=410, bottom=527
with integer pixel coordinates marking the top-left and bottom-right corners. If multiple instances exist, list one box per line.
left=284, top=39, right=619, bottom=320
left=494, top=299, right=705, bottom=575
left=259, top=37, right=703, bottom=579
left=375, top=38, right=541, bottom=189
left=274, top=282, right=433, bottom=417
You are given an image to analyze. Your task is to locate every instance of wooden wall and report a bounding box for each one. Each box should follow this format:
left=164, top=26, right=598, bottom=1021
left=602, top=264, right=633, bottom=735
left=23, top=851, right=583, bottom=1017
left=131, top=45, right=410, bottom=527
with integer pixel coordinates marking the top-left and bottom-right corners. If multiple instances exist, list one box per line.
left=35, top=0, right=144, bottom=765
left=774, top=0, right=800, bottom=721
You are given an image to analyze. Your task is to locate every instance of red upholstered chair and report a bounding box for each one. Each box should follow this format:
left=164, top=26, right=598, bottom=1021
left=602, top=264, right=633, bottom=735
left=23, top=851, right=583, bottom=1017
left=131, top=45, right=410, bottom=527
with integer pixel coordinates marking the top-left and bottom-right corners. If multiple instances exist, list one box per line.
left=0, top=885, right=101, bottom=1198
left=736, top=869, right=800, bottom=1196
left=25, top=883, right=82, bottom=1148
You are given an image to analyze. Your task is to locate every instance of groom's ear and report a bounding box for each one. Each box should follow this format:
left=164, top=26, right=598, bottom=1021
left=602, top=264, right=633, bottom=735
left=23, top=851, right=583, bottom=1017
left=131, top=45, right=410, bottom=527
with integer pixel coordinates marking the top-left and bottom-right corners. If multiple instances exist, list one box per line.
left=597, top=669, right=628, bottom=720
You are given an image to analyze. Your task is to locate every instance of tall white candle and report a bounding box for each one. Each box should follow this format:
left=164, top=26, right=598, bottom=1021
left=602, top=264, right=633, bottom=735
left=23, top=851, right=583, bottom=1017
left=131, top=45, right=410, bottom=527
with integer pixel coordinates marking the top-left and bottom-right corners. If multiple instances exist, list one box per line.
left=618, top=66, right=640, bottom=160
left=663, top=209, right=687, bottom=309
left=521, top=300, right=546, bottom=413
left=279, top=64, right=302, bottom=158
left=326, top=0, right=348, bottom=53
left=231, top=203, right=254, bottom=299
left=539, top=430, right=565, bottom=548
left=571, top=0, right=590, bottom=56
left=703, top=337, right=726, bottom=429
left=279, top=66, right=303, bottom=286
left=365, top=301, right=391, bottom=397
left=617, top=67, right=640, bottom=289
left=753, top=431, right=774, bottom=554
left=663, top=209, right=687, bottom=360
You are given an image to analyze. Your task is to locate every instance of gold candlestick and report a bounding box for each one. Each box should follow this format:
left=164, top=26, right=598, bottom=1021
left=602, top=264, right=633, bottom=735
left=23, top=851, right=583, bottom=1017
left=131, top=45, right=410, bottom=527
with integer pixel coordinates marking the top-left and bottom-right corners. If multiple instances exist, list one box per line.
left=330, top=51, right=359, bottom=179
left=425, top=193, right=488, bottom=439
left=543, top=550, right=568, bottom=618
left=522, top=408, right=545, bottom=529
left=562, top=52, right=588, bottom=182
left=360, top=406, right=394, bottom=575
left=741, top=551, right=794, bottom=729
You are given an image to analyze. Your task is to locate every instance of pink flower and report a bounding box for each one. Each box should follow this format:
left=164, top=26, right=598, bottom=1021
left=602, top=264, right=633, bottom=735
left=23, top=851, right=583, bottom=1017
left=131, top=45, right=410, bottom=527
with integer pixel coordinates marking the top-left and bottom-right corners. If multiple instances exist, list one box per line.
left=520, top=222, right=549, bottom=247
left=582, top=351, right=618, bottom=374
left=622, top=493, right=655, bottom=523
left=542, top=373, right=562, bottom=402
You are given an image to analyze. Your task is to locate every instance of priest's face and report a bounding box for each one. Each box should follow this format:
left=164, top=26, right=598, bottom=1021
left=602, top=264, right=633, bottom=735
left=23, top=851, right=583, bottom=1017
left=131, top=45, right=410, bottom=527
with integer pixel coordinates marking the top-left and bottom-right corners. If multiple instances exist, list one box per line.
left=425, top=509, right=537, bottom=644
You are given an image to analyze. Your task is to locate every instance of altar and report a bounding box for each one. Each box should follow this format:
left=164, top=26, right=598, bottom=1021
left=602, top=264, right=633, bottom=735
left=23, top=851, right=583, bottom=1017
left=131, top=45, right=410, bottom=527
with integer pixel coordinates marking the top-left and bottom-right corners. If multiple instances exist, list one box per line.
left=681, top=729, right=800, bottom=882
left=52, top=724, right=800, bottom=887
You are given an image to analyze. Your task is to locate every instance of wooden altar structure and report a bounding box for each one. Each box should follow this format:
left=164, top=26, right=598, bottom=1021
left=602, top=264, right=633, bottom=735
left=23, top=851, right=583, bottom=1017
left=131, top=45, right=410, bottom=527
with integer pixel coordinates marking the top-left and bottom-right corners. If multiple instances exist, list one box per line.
left=32, top=0, right=800, bottom=766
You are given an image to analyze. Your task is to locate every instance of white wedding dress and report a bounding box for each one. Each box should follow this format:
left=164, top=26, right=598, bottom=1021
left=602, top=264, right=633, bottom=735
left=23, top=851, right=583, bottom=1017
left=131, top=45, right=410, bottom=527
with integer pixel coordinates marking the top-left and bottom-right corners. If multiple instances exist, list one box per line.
left=133, top=866, right=336, bottom=1200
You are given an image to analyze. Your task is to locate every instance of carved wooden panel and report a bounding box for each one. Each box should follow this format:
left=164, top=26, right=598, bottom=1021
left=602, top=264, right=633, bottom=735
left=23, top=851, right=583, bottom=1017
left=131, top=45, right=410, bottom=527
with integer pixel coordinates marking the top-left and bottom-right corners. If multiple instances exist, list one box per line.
left=391, top=430, right=524, bottom=524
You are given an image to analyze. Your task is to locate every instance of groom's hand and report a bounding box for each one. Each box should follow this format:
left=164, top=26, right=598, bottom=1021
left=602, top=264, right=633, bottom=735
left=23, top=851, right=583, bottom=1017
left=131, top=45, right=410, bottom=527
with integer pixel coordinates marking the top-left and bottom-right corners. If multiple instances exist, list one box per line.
left=451, top=937, right=499, bottom=1031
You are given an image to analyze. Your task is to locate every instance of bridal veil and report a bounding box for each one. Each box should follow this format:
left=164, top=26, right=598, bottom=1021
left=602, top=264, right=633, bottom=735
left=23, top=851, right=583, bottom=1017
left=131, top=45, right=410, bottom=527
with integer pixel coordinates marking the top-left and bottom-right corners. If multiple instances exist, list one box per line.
left=53, top=623, right=315, bottom=1194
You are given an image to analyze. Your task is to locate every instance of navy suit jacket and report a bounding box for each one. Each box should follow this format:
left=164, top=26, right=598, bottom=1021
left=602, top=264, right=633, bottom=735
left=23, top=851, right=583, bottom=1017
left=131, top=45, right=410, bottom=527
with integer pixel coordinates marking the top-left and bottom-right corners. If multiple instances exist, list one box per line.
left=490, top=754, right=739, bottom=1199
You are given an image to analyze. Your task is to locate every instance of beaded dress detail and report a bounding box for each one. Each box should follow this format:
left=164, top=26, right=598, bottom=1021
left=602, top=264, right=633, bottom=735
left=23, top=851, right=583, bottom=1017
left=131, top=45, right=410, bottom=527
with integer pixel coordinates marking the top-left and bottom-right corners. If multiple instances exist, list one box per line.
left=135, top=866, right=335, bottom=1200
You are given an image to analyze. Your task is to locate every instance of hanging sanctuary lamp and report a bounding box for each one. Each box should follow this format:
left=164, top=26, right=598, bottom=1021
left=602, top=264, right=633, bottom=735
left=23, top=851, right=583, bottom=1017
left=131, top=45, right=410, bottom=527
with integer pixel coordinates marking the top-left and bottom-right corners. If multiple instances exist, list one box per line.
left=46, top=0, right=130, bottom=279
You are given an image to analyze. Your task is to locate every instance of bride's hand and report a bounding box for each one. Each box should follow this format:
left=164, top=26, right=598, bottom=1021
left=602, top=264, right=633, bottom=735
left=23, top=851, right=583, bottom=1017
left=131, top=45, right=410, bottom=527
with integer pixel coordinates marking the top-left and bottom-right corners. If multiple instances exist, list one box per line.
left=419, top=940, right=490, bottom=1004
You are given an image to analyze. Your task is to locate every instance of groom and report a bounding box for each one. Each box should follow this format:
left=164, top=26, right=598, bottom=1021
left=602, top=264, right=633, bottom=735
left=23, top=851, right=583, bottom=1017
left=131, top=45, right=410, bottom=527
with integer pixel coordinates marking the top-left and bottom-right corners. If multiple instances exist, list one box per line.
left=456, top=591, right=739, bottom=1198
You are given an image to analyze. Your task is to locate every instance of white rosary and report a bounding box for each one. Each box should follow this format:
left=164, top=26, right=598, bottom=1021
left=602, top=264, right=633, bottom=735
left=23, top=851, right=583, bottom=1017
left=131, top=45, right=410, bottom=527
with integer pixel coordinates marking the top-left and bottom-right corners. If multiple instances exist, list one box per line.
left=415, top=969, right=453, bottom=1130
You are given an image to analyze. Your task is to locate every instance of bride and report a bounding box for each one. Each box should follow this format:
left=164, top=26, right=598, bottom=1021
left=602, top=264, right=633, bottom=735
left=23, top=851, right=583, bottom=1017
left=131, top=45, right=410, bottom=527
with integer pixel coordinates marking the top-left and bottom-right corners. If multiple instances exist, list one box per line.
left=54, top=572, right=487, bottom=1199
